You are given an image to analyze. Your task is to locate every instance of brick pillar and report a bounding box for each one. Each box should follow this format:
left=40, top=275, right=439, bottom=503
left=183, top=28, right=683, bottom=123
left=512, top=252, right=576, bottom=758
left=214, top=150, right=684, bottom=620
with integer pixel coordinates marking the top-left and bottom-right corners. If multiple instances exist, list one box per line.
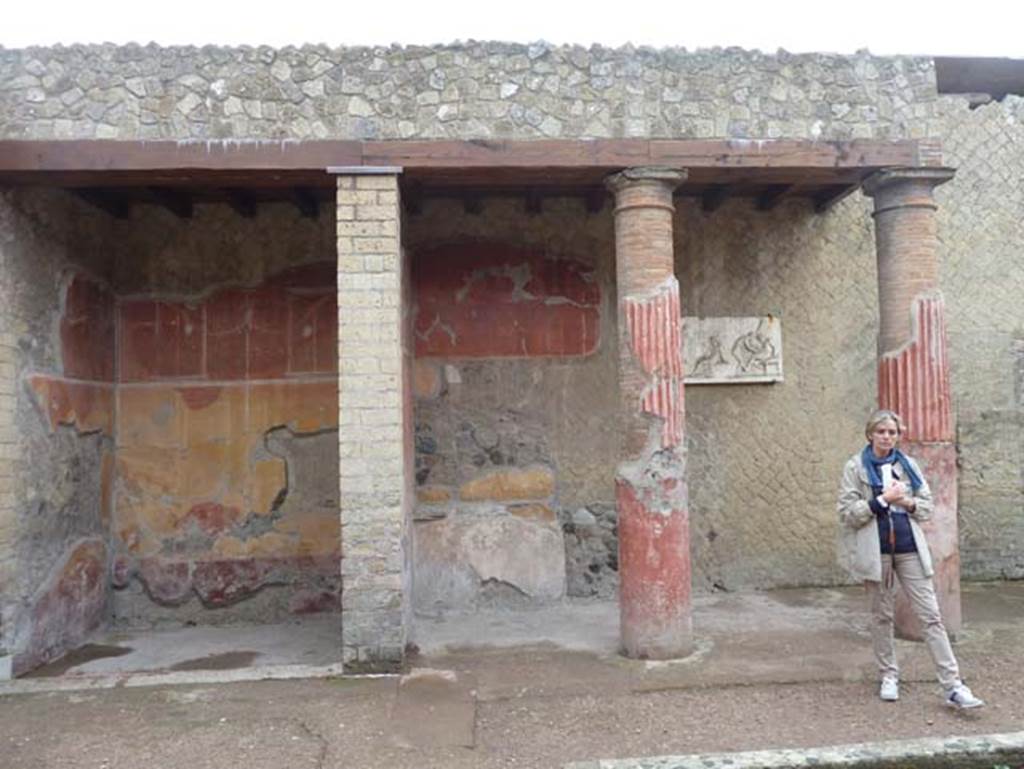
left=333, top=167, right=413, bottom=672
left=0, top=326, right=15, bottom=674
left=862, top=166, right=960, bottom=640
left=605, top=167, right=692, bottom=659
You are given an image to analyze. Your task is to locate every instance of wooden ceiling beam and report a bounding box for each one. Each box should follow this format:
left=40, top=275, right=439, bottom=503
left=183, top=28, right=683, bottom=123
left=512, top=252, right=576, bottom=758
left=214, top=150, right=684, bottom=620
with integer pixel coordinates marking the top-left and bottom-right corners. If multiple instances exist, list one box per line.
left=0, top=138, right=930, bottom=176
left=223, top=188, right=258, bottom=218
left=525, top=189, right=543, bottom=215
left=74, top=188, right=131, bottom=219
left=756, top=184, right=795, bottom=211
left=290, top=187, right=320, bottom=219
left=584, top=188, right=606, bottom=214
left=812, top=184, right=860, bottom=214
left=701, top=184, right=734, bottom=213
left=402, top=182, right=423, bottom=216
left=146, top=186, right=193, bottom=218
left=462, top=194, right=483, bottom=215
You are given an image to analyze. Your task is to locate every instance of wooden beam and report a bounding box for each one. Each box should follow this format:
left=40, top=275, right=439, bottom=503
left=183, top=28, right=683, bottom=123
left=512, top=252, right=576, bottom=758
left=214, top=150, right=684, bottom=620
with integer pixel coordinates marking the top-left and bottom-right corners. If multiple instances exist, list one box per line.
left=363, top=139, right=650, bottom=169
left=701, top=184, right=734, bottom=213
left=584, top=188, right=606, bottom=214
left=648, top=139, right=929, bottom=169
left=146, top=186, right=193, bottom=218
left=73, top=188, right=130, bottom=219
left=0, top=139, right=927, bottom=174
left=462, top=194, right=483, bottom=215
left=291, top=187, right=320, bottom=219
left=812, top=184, right=860, bottom=214
left=402, top=182, right=423, bottom=216
left=525, top=189, right=542, bottom=215
left=0, top=139, right=361, bottom=173
left=223, top=188, right=258, bottom=218
left=756, top=184, right=795, bottom=211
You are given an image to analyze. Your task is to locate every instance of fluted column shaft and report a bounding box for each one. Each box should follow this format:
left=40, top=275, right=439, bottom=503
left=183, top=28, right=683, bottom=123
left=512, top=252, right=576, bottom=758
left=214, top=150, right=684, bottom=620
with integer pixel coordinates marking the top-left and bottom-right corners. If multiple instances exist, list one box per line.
left=863, top=166, right=960, bottom=639
left=606, top=167, right=692, bottom=659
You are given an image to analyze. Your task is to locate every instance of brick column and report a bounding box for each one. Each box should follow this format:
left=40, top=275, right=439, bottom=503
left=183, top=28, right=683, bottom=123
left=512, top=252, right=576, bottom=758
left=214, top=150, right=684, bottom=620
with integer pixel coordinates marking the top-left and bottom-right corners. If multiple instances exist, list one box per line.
left=605, top=167, right=692, bottom=659
left=333, top=167, right=413, bottom=672
left=862, top=166, right=960, bottom=640
left=0, top=326, right=16, bottom=672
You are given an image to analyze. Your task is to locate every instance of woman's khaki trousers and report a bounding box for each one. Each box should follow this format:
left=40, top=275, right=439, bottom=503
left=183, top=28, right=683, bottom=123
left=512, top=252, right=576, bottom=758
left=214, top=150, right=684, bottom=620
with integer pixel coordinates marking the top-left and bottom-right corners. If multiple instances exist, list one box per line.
left=864, top=552, right=960, bottom=690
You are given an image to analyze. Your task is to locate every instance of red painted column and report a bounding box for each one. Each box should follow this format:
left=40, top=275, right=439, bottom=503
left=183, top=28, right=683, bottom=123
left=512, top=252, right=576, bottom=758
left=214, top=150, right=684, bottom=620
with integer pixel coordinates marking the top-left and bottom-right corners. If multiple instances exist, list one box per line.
left=862, top=167, right=960, bottom=640
left=605, top=167, right=692, bottom=659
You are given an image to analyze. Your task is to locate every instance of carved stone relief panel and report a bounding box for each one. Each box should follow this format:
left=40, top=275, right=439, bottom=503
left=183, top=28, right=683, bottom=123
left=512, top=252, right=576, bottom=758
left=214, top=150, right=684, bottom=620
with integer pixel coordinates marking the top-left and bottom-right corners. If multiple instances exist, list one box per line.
left=683, top=316, right=783, bottom=384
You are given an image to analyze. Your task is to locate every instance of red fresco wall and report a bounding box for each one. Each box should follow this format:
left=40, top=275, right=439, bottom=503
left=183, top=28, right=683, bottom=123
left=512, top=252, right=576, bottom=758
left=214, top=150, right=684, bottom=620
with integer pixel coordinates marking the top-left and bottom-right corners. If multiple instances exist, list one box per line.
left=119, top=262, right=337, bottom=383
left=413, top=243, right=600, bottom=358
left=27, top=264, right=340, bottom=628
left=112, top=261, right=340, bottom=614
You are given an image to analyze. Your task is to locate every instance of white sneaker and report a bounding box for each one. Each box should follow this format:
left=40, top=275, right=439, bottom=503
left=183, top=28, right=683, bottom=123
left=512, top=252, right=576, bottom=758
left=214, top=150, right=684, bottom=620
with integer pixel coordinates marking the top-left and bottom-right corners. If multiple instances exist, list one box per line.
left=879, top=677, right=899, bottom=701
left=945, top=683, right=984, bottom=710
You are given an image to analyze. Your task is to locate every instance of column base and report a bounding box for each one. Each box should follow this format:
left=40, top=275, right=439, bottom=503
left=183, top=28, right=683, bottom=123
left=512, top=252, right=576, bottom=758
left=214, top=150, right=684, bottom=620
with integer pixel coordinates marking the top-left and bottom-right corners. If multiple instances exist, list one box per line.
left=616, top=469, right=693, bottom=660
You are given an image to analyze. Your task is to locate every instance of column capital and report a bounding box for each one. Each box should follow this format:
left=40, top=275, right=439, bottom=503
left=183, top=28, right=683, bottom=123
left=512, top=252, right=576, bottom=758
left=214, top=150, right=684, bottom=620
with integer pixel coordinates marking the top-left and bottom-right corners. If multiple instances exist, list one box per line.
left=327, top=165, right=403, bottom=175
left=862, top=166, right=955, bottom=199
left=605, top=166, right=688, bottom=194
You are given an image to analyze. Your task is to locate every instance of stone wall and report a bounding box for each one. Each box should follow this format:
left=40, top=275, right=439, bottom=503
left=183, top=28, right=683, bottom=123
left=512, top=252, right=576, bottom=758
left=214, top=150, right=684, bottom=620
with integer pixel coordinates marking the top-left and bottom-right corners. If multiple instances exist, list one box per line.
left=403, top=153, right=1024, bottom=598
left=0, top=188, right=116, bottom=674
left=405, top=198, right=619, bottom=609
left=0, top=44, right=939, bottom=141
left=111, top=263, right=339, bottom=625
left=1, top=42, right=1022, bottom=616
left=105, top=201, right=340, bottom=626
left=387, top=188, right=872, bottom=599
left=405, top=193, right=876, bottom=598
left=0, top=190, right=342, bottom=672
left=678, top=194, right=878, bottom=589
left=937, top=95, right=1024, bottom=580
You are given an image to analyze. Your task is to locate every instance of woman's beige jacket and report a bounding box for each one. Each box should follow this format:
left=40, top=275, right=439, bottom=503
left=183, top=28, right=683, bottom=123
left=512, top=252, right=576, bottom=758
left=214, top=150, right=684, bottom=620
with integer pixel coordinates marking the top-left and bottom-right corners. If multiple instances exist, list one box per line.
left=836, top=451, right=935, bottom=583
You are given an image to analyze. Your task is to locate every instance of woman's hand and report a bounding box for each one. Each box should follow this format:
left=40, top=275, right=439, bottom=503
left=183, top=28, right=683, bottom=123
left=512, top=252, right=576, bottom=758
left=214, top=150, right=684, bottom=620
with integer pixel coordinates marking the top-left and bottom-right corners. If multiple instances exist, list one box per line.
left=881, top=480, right=907, bottom=504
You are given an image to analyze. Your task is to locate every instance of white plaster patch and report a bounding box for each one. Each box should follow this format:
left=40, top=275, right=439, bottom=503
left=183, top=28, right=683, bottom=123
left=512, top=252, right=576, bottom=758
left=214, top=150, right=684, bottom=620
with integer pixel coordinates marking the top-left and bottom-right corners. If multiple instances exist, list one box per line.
left=413, top=514, right=566, bottom=613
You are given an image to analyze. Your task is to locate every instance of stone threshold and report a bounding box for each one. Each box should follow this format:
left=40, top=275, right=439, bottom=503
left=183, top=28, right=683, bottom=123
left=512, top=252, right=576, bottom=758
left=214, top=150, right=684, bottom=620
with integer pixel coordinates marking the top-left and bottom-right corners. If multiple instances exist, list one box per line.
left=565, top=731, right=1024, bottom=769
left=0, top=662, right=365, bottom=696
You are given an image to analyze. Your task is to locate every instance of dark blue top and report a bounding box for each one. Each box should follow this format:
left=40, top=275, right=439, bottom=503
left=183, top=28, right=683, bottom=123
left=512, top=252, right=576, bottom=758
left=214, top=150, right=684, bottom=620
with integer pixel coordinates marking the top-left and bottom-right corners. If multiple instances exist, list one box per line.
left=866, top=462, right=918, bottom=554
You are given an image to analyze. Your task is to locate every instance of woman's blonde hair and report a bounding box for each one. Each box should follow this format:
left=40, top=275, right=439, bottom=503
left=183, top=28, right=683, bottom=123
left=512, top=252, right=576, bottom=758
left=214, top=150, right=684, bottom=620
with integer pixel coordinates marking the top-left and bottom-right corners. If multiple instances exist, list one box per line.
left=865, top=409, right=905, bottom=440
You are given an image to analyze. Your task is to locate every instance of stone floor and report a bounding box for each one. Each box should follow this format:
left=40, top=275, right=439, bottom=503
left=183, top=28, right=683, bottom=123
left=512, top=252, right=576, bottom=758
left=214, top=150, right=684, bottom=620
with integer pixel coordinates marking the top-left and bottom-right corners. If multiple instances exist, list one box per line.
left=2, top=582, right=1022, bottom=768
left=10, top=584, right=876, bottom=688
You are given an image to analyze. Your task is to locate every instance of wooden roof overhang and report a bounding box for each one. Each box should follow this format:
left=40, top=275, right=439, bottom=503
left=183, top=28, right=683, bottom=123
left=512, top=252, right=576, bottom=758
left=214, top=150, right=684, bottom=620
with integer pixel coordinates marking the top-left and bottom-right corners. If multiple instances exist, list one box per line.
left=0, top=138, right=941, bottom=218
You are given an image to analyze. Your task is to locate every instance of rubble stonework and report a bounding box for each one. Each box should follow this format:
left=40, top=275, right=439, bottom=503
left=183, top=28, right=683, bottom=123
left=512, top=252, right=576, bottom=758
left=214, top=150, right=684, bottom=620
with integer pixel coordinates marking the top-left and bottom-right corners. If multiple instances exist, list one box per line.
left=560, top=503, right=619, bottom=599
left=403, top=199, right=619, bottom=612
left=0, top=189, right=116, bottom=672
left=0, top=44, right=940, bottom=142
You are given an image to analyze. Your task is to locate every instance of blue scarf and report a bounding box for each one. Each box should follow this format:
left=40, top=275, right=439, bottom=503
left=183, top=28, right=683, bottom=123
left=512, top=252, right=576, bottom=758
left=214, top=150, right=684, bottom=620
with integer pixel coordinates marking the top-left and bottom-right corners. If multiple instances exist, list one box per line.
left=861, top=445, right=923, bottom=494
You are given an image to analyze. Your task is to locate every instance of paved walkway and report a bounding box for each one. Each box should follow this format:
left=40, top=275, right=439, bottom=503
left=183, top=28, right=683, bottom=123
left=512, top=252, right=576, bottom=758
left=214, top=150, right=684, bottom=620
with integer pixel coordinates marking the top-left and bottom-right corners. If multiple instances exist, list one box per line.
left=2, top=581, right=1022, bottom=768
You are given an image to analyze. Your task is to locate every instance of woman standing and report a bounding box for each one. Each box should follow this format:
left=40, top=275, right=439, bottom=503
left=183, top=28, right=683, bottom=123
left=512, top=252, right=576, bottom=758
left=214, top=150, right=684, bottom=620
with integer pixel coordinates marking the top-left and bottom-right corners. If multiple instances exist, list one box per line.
left=837, top=409, right=983, bottom=709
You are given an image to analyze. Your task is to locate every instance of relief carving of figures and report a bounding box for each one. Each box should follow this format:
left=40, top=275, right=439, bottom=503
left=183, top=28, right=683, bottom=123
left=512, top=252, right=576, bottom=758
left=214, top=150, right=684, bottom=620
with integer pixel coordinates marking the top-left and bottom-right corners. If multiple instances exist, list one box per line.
left=684, top=316, right=783, bottom=384
left=731, top=318, right=780, bottom=374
